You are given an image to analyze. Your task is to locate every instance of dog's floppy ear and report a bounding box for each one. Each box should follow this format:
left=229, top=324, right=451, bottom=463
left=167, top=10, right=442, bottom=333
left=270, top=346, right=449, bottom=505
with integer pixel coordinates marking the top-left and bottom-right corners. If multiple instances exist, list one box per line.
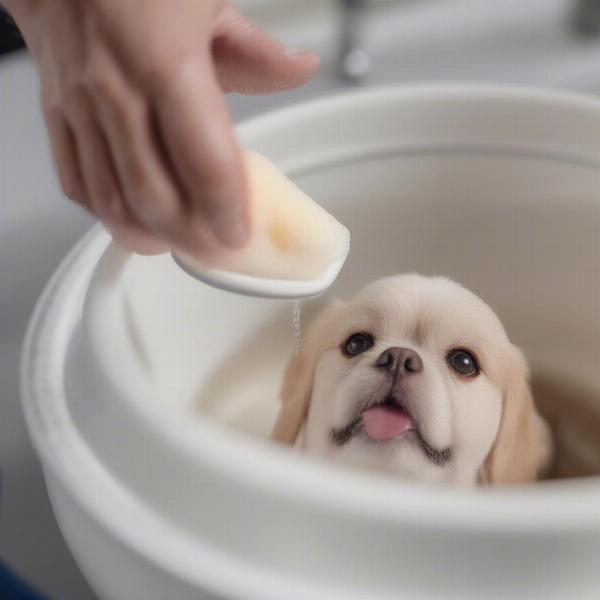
left=482, top=348, right=552, bottom=484
left=271, top=351, right=314, bottom=444
left=272, top=301, right=342, bottom=445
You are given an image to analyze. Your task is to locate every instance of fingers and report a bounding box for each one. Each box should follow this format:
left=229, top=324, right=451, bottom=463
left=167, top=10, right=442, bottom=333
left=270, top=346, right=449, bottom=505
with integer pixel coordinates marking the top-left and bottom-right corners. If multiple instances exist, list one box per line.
left=153, top=57, right=249, bottom=248
left=63, top=89, right=166, bottom=255
left=91, top=65, right=219, bottom=258
left=43, top=106, right=88, bottom=207
left=44, top=52, right=245, bottom=259
left=213, top=6, right=319, bottom=94
left=109, top=223, right=168, bottom=255
left=38, top=2, right=289, bottom=258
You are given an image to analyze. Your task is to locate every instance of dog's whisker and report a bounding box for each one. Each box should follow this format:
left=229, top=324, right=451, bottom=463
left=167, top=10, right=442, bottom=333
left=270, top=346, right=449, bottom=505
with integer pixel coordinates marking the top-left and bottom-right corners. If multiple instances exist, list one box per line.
left=331, top=388, right=388, bottom=447
left=330, top=416, right=362, bottom=446
left=416, top=431, right=453, bottom=466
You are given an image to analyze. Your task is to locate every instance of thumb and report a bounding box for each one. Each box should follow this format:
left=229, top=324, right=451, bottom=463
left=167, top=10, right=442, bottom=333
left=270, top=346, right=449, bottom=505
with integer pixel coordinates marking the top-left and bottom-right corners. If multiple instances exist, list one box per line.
left=212, top=7, right=319, bottom=94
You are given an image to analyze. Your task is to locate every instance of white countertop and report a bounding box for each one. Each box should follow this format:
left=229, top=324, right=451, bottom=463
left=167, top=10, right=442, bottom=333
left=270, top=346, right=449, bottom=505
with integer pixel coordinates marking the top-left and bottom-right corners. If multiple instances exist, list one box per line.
left=3, top=1, right=600, bottom=597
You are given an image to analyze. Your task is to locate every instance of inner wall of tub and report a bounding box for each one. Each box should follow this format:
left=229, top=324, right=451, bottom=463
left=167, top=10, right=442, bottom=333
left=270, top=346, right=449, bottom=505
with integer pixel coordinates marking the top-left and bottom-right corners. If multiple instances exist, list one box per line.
left=120, top=152, right=600, bottom=478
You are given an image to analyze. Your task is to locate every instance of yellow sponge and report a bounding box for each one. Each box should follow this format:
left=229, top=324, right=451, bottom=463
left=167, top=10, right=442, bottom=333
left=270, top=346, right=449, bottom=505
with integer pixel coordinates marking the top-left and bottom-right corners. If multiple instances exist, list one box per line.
left=212, top=151, right=350, bottom=281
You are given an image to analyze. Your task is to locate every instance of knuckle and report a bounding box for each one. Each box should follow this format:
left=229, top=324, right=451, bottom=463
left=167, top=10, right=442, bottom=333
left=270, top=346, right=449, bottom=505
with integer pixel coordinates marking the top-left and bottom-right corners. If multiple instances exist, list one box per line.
left=127, top=188, right=175, bottom=225
left=120, top=157, right=152, bottom=202
left=55, top=165, right=85, bottom=203
left=126, top=176, right=150, bottom=206
left=40, top=75, right=66, bottom=114
left=193, top=155, right=238, bottom=196
left=105, top=200, right=128, bottom=223
left=141, top=51, right=196, bottom=93
left=60, top=81, right=88, bottom=113
left=111, top=226, right=166, bottom=256
left=61, top=179, right=85, bottom=203
left=178, top=220, right=220, bottom=255
left=127, top=188, right=153, bottom=212
left=83, top=66, right=119, bottom=103
left=93, top=189, right=126, bottom=222
left=139, top=59, right=172, bottom=91
left=41, top=95, right=62, bottom=121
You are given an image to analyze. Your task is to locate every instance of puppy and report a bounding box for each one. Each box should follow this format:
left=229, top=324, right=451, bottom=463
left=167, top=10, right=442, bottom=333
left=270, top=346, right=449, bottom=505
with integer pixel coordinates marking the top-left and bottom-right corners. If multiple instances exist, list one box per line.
left=272, top=275, right=551, bottom=485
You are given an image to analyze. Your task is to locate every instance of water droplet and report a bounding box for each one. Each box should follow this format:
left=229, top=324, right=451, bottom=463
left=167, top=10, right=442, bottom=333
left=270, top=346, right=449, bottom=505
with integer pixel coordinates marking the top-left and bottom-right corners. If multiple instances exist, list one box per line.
left=292, top=299, right=302, bottom=354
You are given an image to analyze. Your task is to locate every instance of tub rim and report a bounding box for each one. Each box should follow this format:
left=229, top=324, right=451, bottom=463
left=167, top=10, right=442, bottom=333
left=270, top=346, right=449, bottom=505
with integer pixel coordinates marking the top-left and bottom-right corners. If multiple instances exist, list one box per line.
left=21, top=83, right=600, bottom=599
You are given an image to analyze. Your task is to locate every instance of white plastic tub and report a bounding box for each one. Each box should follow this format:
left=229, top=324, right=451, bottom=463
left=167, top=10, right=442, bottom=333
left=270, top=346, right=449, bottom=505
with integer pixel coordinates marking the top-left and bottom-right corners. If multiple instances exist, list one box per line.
left=21, top=86, right=600, bottom=600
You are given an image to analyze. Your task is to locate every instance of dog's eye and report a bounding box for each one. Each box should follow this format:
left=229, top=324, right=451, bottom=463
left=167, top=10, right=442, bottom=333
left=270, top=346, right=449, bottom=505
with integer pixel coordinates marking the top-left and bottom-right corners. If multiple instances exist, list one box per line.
left=342, top=333, right=374, bottom=357
left=447, top=349, right=479, bottom=377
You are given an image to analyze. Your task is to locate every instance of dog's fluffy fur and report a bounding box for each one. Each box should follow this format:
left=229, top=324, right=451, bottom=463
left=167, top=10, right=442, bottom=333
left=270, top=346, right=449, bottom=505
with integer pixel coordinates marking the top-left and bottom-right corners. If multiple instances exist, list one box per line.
left=273, top=275, right=552, bottom=486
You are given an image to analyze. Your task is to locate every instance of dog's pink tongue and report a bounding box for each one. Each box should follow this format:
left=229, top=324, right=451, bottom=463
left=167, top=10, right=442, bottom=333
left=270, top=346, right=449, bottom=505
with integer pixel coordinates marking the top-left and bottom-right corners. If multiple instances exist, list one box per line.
left=362, top=406, right=415, bottom=441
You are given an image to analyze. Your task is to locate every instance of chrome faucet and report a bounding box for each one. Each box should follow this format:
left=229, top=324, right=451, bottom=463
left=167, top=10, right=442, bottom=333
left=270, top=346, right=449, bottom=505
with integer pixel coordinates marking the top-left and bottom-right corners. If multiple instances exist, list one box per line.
left=337, top=0, right=370, bottom=84
left=572, top=0, right=600, bottom=36
left=337, top=0, right=600, bottom=86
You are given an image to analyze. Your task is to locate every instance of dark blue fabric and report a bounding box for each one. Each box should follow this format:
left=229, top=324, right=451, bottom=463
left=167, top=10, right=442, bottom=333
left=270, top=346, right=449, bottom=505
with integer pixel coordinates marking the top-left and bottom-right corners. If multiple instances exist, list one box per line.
left=0, top=7, right=26, bottom=55
left=0, top=561, right=51, bottom=600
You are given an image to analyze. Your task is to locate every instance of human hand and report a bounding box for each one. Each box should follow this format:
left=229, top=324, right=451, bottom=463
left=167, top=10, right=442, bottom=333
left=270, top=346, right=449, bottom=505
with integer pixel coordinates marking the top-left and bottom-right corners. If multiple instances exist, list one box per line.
left=6, top=0, right=319, bottom=256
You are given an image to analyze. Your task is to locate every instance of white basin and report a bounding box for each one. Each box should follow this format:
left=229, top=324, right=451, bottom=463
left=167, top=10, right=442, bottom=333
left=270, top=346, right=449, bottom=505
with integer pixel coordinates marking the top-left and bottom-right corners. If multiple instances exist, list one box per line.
left=21, top=85, right=600, bottom=600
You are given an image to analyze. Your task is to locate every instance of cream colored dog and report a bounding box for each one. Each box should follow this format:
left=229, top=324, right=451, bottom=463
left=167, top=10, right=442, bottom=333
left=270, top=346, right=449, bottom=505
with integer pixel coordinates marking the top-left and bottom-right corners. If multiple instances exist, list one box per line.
left=273, top=275, right=552, bottom=485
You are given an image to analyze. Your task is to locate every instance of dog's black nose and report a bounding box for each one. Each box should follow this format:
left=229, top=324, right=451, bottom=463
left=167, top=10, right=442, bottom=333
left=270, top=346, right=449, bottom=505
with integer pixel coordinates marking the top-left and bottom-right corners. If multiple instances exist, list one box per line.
left=375, top=347, right=423, bottom=376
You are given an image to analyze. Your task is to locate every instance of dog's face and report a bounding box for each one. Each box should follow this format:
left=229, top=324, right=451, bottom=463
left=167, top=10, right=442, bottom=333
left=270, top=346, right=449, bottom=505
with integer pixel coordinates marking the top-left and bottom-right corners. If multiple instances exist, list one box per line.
left=273, top=275, right=551, bottom=485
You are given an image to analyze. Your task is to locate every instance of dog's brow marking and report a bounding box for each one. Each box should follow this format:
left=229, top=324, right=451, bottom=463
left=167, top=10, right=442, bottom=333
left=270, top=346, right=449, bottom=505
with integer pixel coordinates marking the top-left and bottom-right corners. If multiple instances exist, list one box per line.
left=411, top=320, right=428, bottom=346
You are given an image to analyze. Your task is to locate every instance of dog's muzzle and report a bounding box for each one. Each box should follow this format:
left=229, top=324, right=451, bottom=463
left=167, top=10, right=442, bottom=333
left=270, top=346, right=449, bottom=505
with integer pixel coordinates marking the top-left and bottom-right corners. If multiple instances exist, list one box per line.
left=330, top=346, right=453, bottom=465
